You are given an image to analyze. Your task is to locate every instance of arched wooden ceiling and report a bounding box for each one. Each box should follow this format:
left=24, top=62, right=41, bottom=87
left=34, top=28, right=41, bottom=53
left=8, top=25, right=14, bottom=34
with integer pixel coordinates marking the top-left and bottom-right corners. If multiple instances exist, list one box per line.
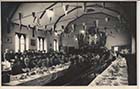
left=11, top=2, right=127, bottom=33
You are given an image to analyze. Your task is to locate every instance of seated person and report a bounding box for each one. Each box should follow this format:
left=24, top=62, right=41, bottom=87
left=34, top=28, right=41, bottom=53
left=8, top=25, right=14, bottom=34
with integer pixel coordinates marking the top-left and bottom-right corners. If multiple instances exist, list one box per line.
left=2, top=59, right=11, bottom=71
left=2, top=59, right=11, bottom=83
left=22, top=55, right=30, bottom=73
left=12, top=56, right=27, bottom=75
left=4, top=49, right=11, bottom=62
left=28, top=56, right=37, bottom=70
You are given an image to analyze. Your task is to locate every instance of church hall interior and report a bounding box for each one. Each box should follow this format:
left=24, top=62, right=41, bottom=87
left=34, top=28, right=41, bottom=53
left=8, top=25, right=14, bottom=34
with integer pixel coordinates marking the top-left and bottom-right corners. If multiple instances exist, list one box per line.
left=1, top=1, right=136, bottom=86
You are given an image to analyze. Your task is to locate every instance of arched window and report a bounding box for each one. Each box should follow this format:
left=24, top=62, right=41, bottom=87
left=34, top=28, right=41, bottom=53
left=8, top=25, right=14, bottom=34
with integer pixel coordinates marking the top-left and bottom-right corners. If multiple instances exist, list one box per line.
left=15, top=34, right=19, bottom=52
left=40, top=38, right=43, bottom=51
left=26, top=36, right=29, bottom=50
left=54, top=39, right=56, bottom=51
left=15, top=33, right=26, bottom=52
left=20, top=35, right=25, bottom=52
left=44, top=39, right=47, bottom=52
left=57, top=40, right=59, bottom=51
left=37, top=38, right=40, bottom=50
left=37, top=37, right=45, bottom=51
left=54, top=39, right=59, bottom=51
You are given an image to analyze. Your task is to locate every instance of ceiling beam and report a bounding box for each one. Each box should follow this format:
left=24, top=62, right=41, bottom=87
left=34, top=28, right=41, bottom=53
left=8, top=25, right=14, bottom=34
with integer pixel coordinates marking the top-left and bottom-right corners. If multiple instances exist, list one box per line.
left=54, top=4, right=127, bottom=32
left=12, top=2, right=57, bottom=21
left=64, top=12, right=120, bottom=33
left=86, top=4, right=127, bottom=22
left=9, top=3, right=21, bottom=21
left=54, top=6, right=81, bottom=30
left=40, top=2, right=57, bottom=19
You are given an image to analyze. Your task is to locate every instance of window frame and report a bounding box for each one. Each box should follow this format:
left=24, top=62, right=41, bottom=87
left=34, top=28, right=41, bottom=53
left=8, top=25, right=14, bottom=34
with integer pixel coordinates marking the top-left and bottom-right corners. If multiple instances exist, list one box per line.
left=15, top=33, right=26, bottom=52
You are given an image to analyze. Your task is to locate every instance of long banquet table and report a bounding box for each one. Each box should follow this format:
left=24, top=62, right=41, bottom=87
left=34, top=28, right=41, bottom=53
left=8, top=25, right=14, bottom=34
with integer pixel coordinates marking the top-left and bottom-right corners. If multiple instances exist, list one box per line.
left=88, top=57, right=128, bottom=86
left=3, top=62, right=70, bottom=86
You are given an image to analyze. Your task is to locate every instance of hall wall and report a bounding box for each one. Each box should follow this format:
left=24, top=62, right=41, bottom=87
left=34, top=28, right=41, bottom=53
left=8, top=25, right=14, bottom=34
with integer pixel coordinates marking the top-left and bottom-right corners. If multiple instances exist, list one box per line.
left=2, top=24, right=59, bottom=53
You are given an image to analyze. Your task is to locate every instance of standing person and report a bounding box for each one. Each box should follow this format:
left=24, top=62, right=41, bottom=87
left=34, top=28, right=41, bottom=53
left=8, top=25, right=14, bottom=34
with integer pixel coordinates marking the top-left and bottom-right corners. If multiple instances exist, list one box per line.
left=2, top=58, right=11, bottom=83
left=3, top=49, right=10, bottom=62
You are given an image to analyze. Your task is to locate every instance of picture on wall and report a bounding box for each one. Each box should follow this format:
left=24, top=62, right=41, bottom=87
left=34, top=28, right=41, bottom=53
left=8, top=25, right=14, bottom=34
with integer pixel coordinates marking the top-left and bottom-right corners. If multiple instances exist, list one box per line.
left=30, top=39, right=36, bottom=46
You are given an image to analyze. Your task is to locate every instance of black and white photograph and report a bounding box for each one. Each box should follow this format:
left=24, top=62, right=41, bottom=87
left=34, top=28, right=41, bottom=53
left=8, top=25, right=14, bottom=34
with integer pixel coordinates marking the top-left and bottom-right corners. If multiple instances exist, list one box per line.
left=1, top=1, right=137, bottom=87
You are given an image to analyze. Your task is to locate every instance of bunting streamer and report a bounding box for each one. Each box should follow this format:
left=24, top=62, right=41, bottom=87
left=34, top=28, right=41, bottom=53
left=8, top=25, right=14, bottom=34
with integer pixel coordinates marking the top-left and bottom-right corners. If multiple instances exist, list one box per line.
left=49, top=28, right=53, bottom=34
left=61, top=25, right=64, bottom=30
left=82, top=3, right=86, bottom=12
left=45, top=25, right=47, bottom=29
left=63, top=5, right=69, bottom=15
left=32, top=26, right=36, bottom=37
left=32, top=12, right=37, bottom=23
left=50, top=17, right=52, bottom=22
left=19, top=13, right=22, bottom=30
left=27, top=25, right=31, bottom=30
left=36, top=17, right=41, bottom=26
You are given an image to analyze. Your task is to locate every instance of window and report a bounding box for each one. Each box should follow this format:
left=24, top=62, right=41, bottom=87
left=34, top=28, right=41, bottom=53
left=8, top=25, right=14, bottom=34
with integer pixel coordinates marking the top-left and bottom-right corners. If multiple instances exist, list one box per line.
left=15, top=33, right=26, bottom=52
left=54, top=39, right=59, bottom=51
left=54, top=39, right=56, bottom=51
left=44, top=39, right=47, bottom=52
left=15, top=34, right=19, bottom=52
left=37, top=38, right=40, bottom=50
left=37, top=37, right=47, bottom=51
left=26, top=36, right=29, bottom=50
left=20, top=35, right=25, bottom=52
left=40, top=38, right=43, bottom=51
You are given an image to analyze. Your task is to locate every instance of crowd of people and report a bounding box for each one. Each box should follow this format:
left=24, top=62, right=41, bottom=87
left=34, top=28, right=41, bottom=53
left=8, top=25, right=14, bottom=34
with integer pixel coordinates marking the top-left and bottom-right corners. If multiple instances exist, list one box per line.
left=2, top=49, right=68, bottom=75
left=2, top=47, right=116, bottom=76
